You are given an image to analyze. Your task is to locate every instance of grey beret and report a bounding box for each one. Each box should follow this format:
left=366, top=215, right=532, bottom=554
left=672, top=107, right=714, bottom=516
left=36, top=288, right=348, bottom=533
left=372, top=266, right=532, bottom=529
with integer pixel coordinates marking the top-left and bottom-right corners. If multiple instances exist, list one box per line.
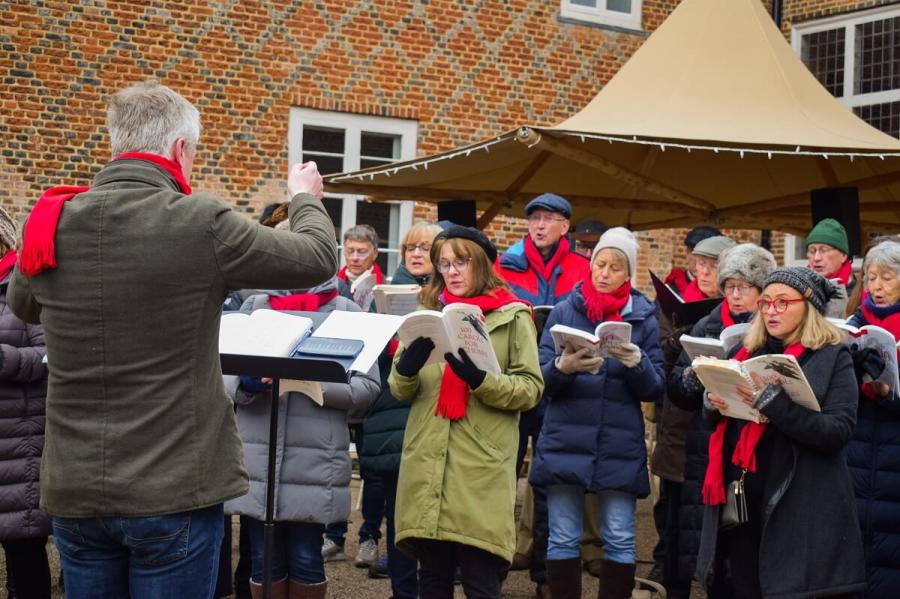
left=717, top=243, right=777, bottom=292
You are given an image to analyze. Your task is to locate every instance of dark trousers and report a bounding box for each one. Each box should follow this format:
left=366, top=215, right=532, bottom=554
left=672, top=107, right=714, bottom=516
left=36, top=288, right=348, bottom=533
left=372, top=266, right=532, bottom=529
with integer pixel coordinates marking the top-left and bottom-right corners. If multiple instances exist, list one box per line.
left=417, top=539, right=506, bottom=599
left=383, top=471, right=418, bottom=599
left=655, top=479, right=692, bottom=598
left=710, top=518, right=763, bottom=599
left=234, top=516, right=252, bottom=597
left=2, top=537, right=51, bottom=599
left=326, top=424, right=385, bottom=544
left=516, top=406, right=548, bottom=584
left=214, top=516, right=233, bottom=598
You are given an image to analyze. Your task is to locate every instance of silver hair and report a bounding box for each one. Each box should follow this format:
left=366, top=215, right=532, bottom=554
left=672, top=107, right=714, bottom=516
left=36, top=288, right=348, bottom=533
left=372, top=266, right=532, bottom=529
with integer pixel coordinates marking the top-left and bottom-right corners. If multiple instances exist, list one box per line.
left=864, top=240, right=900, bottom=277
left=106, top=80, right=201, bottom=157
left=343, top=224, right=379, bottom=249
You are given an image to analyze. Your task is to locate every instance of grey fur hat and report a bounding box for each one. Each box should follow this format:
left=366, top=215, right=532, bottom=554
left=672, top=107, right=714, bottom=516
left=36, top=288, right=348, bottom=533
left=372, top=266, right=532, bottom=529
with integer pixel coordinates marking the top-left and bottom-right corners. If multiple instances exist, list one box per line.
left=717, top=243, right=777, bottom=292
left=0, top=208, right=16, bottom=251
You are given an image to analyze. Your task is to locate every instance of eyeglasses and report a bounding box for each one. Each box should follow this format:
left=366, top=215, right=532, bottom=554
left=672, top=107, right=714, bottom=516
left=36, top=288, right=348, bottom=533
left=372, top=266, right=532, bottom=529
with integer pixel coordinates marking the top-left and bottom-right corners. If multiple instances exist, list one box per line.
left=724, top=283, right=755, bottom=296
left=806, top=245, right=838, bottom=258
left=756, top=298, right=805, bottom=313
left=404, top=243, right=431, bottom=254
left=437, top=258, right=472, bottom=274
left=345, top=249, right=372, bottom=258
left=527, top=214, right=567, bottom=224
left=694, top=257, right=717, bottom=272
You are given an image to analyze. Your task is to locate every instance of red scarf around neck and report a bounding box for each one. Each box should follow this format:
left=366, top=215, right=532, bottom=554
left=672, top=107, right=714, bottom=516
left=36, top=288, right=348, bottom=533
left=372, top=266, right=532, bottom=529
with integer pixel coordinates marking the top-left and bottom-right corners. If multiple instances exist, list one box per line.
left=524, top=235, right=570, bottom=282
left=860, top=296, right=900, bottom=399
left=701, top=341, right=807, bottom=505
left=720, top=300, right=735, bottom=328
left=19, top=153, right=192, bottom=277
left=682, top=278, right=713, bottom=302
left=0, top=250, right=17, bottom=281
left=436, top=287, right=523, bottom=420
left=269, top=290, right=338, bottom=312
left=580, top=272, right=631, bottom=323
left=831, top=259, right=853, bottom=287
left=338, top=263, right=385, bottom=285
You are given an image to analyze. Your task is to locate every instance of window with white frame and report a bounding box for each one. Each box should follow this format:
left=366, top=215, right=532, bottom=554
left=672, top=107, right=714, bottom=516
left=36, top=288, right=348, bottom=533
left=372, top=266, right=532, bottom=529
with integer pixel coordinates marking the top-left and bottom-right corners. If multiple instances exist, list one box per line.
left=288, top=108, right=417, bottom=278
left=793, top=4, right=900, bottom=139
left=560, top=0, right=642, bottom=31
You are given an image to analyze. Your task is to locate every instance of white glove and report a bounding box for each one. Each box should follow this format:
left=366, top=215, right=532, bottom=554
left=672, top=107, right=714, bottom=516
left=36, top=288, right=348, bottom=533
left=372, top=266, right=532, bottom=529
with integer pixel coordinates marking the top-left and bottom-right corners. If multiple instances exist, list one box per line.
left=555, top=345, right=604, bottom=375
left=608, top=342, right=642, bottom=368
left=287, top=161, right=324, bottom=200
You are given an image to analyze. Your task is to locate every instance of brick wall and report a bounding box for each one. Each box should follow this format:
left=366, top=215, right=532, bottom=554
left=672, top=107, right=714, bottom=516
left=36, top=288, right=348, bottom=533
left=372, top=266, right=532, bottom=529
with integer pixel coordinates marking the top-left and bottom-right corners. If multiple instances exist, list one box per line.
left=0, top=0, right=877, bottom=293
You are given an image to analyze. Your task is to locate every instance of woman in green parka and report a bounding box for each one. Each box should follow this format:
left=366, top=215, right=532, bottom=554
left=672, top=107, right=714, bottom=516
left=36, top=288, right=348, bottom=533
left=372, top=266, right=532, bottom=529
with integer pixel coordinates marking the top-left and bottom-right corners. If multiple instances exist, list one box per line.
left=389, top=226, right=544, bottom=599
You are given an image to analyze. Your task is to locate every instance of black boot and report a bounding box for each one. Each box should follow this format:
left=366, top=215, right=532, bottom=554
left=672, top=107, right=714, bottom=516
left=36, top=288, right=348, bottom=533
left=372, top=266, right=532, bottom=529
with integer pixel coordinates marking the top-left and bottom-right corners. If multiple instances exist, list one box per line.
left=597, top=559, right=635, bottom=599
left=546, top=558, right=582, bottom=599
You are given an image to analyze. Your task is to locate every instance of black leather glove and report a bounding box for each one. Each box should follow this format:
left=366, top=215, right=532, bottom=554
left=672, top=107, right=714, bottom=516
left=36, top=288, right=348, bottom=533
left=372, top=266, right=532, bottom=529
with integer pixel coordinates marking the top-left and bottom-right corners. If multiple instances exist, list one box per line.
left=395, top=336, right=435, bottom=377
left=851, top=346, right=886, bottom=382
left=444, top=348, right=487, bottom=390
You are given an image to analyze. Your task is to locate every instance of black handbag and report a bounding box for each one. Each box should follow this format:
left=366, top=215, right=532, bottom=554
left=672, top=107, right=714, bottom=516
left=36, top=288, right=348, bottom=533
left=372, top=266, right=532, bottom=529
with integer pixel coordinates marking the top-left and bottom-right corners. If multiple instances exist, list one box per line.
left=720, top=469, right=749, bottom=529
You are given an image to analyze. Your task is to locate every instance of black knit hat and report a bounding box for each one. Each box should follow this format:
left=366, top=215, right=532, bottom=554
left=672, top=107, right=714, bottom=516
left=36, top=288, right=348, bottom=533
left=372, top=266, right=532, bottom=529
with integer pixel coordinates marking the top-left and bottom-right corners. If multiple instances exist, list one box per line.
left=435, top=225, right=498, bottom=263
left=684, top=225, right=721, bottom=250
left=762, top=266, right=837, bottom=315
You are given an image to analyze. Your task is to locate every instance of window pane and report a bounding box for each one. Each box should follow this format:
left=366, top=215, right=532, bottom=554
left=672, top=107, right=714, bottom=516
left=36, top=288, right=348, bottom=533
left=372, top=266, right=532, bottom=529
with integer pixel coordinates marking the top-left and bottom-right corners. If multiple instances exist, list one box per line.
left=801, top=28, right=846, bottom=97
left=607, top=0, right=632, bottom=13
left=356, top=201, right=398, bottom=275
left=300, top=153, right=344, bottom=175
left=854, top=101, right=900, bottom=138
left=570, top=0, right=596, bottom=7
left=854, top=17, right=900, bottom=95
left=322, top=197, right=343, bottom=242
left=360, top=133, right=400, bottom=160
left=302, top=127, right=344, bottom=154
left=360, top=158, right=394, bottom=170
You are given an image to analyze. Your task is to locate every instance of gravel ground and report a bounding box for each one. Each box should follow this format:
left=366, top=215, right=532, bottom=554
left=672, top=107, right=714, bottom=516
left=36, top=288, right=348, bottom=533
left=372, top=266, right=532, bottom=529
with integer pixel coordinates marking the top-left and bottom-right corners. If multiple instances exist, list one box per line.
left=19, top=477, right=705, bottom=598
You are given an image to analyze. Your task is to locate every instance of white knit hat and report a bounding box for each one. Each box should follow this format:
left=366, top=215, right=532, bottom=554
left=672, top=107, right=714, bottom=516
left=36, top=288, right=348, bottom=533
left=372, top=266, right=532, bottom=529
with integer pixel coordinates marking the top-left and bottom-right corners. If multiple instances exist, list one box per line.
left=591, top=227, right=639, bottom=280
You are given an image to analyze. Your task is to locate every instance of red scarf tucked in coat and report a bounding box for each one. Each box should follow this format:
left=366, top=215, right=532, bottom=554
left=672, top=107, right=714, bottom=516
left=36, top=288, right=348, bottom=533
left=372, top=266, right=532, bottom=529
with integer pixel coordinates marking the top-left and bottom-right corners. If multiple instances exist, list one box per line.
left=20, top=153, right=192, bottom=276
left=524, top=236, right=571, bottom=282
left=580, top=271, right=631, bottom=323
left=701, top=341, right=807, bottom=505
left=681, top=278, right=713, bottom=302
left=436, top=287, right=523, bottom=420
left=269, top=290, right=338, bottom=312
left=720, top=300, right=735, bottom=328
left=338, top=263, right=385, bottom=285
left=831, top=259, right=854, bottom=287
left=0, top=250, right=17, bottom=281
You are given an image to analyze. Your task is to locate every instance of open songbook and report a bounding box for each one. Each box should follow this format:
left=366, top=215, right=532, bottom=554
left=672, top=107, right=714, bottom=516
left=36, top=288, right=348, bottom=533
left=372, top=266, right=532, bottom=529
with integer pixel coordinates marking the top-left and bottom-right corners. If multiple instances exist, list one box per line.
left=373, top=284, right=421, bottom=316
left=549, top=322, right=632, bottom=358
left=829, top=318, right=900, bottom=394
left=350, top=271, right=378, bottom=311
left=679, top=322, right=751, bottom=360
left=650, top=270, right=721, bottom=324
left=396, top=303, right=500, bottom=377
left=219, top=310, right=313, bottom=358
left=691, top=354, right=820, bottom=423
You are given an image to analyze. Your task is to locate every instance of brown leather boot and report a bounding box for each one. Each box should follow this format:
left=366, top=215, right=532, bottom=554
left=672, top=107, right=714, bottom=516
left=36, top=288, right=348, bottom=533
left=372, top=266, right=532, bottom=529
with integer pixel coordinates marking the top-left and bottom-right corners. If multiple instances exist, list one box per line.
left=249, top=577, right=289, bottom=599
left=596, top=560, right=635, bottom=599
left=546, top=558, right=582, bottom=599
left=288, top=579, right=327, bottom=599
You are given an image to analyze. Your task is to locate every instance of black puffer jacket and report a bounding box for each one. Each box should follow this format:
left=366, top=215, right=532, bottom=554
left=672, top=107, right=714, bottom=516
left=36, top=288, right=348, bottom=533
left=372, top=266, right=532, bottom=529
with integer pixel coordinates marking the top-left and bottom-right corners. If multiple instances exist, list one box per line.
left=0, top=273, right=49, bottom=539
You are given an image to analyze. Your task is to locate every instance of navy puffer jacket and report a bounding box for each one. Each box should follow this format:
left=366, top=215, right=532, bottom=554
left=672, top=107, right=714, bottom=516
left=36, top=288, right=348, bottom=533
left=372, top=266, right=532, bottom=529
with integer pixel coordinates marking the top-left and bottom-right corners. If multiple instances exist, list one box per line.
left=529, top=283, right=664, bottom=497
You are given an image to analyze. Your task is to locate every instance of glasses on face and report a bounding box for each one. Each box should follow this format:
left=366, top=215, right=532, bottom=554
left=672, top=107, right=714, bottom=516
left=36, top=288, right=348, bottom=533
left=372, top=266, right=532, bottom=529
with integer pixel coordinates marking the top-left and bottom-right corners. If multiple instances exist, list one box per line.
left=345, top=249, right=372, bottom=258
left=404, top=243, right=431, bottom=255
left=756, top=298, right=804, bottom=314
left=437, top=257, right=472, bottom=274
left=527, top=214, right=567, bottom=224
left=806, top=245, right=837, bottom=258
left=724, top=283, right=755, bottom=296
left=694, top=258, right=717, bottom=272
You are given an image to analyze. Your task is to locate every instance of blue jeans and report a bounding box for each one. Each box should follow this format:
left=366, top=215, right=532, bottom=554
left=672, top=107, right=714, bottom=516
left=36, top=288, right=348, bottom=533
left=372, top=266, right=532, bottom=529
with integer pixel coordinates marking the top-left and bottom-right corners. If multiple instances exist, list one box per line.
left=546, top=485, right=636, bottom=563
left=383, top=471, right=418, bottom=598
left=247, top=519, right=326, bottom=584
left=52, top=503, right=224, bottom=599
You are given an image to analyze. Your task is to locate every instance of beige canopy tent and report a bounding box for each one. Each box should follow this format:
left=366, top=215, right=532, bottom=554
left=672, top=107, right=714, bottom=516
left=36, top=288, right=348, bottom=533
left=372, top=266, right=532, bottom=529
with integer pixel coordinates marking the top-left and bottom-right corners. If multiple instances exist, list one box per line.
left=324, top=0, right=900, bottom=235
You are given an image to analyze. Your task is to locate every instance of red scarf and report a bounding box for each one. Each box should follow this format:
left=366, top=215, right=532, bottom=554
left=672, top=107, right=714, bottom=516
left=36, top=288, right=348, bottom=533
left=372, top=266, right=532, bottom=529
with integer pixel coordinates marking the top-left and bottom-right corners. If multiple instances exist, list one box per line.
left=859, top=297, right=900, bottom=400
left=269, top=290, right=338, bottom=312
left=524, top=235, right=570, bottom=282
left=338, top=263, right=385, bottom=285
left=436, top=287, right=523, bottom=420
left=702, top=341, right=807, bottom=505
left=20, top=153, right=192, bottom=277
left=682, top=278, right=713, bottom=302
left=831, top=259, right=853, bottom=287
left=664, top=267, right=690, bottom=295
left=580, top=272, right=631, bottom=323
left=0, top=250, right=17, bottom=281
left=720, top=300, right=735, bottom=328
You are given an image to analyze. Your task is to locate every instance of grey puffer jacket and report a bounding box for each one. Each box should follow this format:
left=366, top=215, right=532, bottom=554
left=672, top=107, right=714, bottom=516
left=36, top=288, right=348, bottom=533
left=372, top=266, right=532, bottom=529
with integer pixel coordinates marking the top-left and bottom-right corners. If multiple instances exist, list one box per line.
left=225, top=284, right=380, bottom=523
left=0, top=272, right=50, bottom=539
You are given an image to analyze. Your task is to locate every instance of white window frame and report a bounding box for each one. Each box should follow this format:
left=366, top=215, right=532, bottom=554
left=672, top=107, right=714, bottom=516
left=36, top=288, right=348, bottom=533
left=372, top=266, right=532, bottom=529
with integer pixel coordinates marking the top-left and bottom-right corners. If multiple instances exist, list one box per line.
left=288, top=108, right=417, bottom=278
left=560, top=0, right=642, bottom=31
left=791, top=4, right=900, bottom=114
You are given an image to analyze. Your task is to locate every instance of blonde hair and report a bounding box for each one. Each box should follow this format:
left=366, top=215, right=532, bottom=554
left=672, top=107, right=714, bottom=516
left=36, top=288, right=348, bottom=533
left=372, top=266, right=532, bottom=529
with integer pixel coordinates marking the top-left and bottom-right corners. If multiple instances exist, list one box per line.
left=744, top=299, right=844, bottom=352
left=400, top=222, right=443, bottom=265
left=420, top=238, right=511, bottom=309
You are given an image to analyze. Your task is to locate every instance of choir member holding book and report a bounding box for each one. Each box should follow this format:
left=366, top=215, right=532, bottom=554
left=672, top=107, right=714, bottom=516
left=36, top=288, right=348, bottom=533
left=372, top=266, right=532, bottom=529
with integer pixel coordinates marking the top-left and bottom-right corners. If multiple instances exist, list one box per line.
left=695, top=267, right=865, bottom=599
left=388, top=226, right=542, bottom=599
left=843, top=239, right=900, bottom=598
left=658, top=243, right=775, bottom=599
left=529, top=227, right=665, bottom=599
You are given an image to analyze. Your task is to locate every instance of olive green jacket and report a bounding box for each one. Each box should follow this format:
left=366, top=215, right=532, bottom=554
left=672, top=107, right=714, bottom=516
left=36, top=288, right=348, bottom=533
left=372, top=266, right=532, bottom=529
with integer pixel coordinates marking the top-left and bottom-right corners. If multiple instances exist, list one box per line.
left=388, top=302, right=543, bottom=562
left=8, top=159, right=338, bottom=517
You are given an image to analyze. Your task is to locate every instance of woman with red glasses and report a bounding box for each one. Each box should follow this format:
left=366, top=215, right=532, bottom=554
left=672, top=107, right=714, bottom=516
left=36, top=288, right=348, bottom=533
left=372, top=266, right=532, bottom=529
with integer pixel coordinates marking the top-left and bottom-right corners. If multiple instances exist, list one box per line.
left=695, top=267, right=865, bottom=599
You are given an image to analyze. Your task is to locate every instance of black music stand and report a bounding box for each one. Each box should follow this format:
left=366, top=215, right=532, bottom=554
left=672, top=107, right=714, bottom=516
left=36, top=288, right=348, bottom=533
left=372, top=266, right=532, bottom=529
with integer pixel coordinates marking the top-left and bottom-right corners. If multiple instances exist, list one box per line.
left=220, top=311, right=362, bottom=599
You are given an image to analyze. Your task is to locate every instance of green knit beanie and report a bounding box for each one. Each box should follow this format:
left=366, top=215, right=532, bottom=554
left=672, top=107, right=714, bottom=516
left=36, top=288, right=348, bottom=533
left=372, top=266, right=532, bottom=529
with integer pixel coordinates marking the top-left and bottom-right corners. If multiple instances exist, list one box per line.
left=805, top=218, right=849, bottom=255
